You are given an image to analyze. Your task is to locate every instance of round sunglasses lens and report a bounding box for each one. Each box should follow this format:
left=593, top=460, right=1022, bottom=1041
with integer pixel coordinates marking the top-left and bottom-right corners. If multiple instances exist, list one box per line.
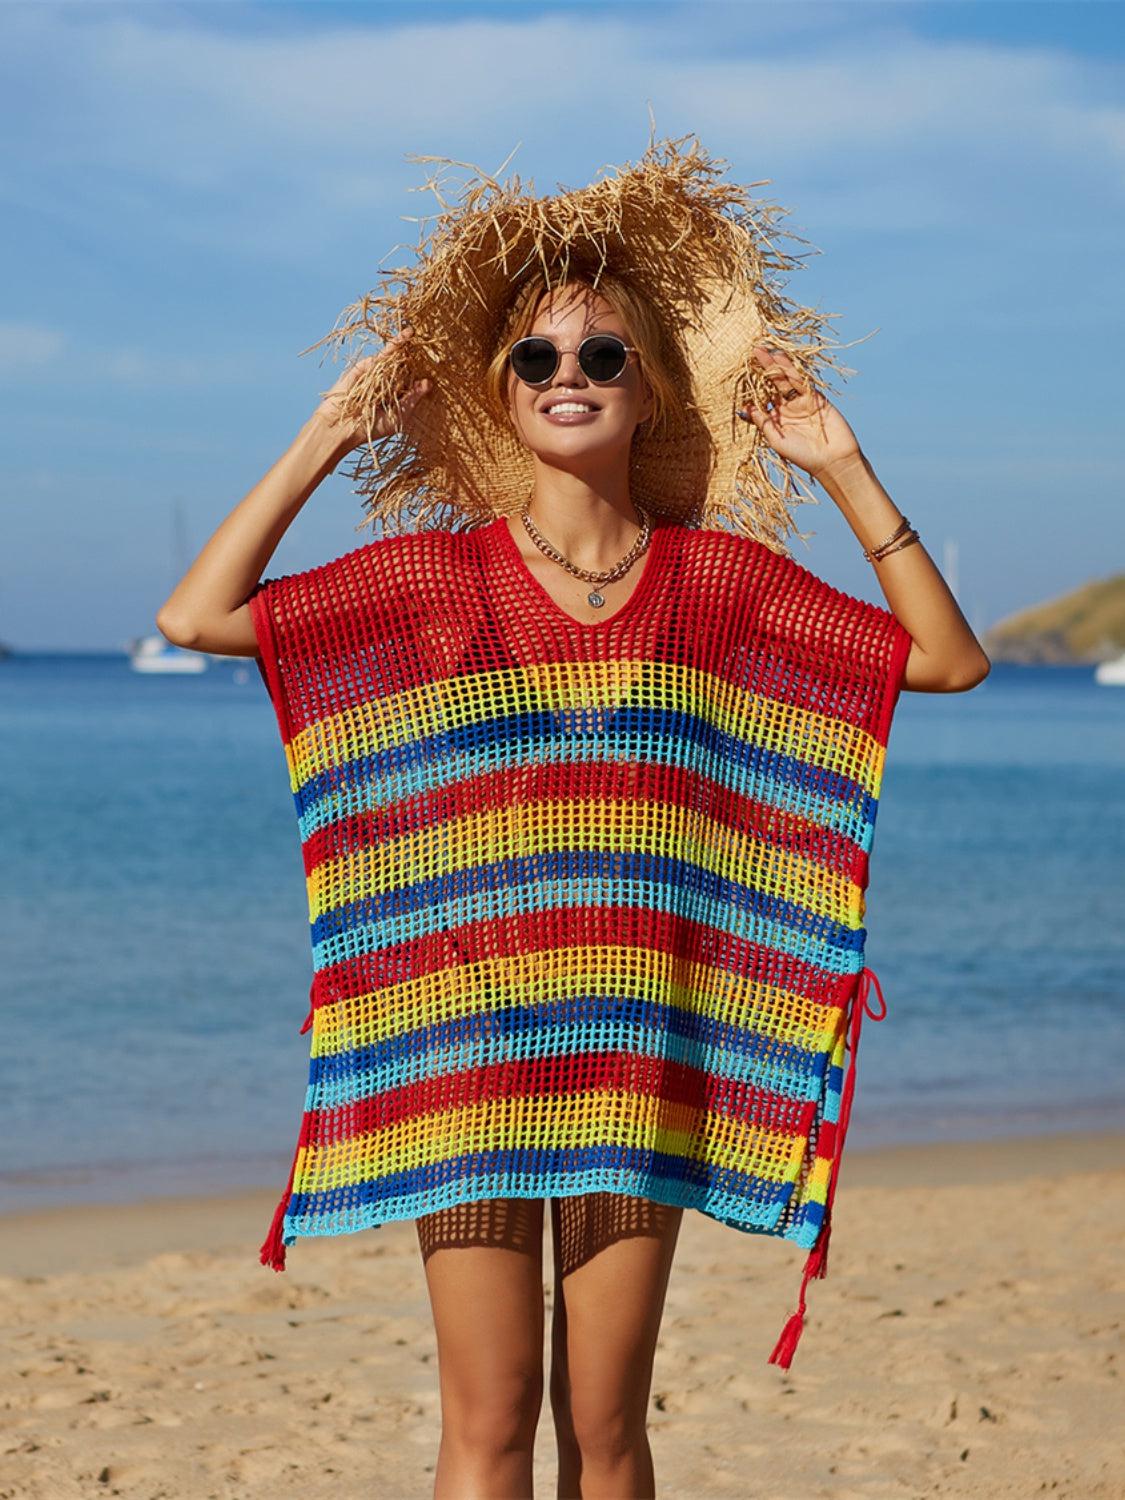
left=580, top=337, right=628, bottom=381
left=510, top=338, right=557, bottom=384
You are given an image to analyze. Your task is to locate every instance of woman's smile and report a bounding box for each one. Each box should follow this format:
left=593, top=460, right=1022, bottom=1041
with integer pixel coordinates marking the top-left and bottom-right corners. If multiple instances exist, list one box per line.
left=539, top=399, right=601, bottom=426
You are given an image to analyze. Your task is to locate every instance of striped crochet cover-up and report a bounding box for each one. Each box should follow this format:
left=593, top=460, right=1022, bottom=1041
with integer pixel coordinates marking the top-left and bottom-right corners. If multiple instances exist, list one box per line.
left=247, top=514, right=913, bottom=1369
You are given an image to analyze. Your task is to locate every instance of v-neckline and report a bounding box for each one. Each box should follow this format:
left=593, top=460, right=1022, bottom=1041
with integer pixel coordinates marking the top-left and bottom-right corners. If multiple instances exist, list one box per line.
left=485, top=513, right=669, bottom=633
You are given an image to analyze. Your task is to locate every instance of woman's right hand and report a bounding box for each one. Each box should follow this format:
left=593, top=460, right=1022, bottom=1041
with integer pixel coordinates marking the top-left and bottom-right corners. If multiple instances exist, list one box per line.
left=314, top=324, right=432, bottom=453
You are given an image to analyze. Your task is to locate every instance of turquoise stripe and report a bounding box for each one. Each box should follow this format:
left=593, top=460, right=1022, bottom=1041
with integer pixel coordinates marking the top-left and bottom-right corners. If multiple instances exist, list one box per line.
left=309, top=872, right=866, bottom=982
left=292, top=701, right=879, bottom=851
left=278, top=1155, right=825, bottom=1254
left=303, top=999, right=843, bottom=1116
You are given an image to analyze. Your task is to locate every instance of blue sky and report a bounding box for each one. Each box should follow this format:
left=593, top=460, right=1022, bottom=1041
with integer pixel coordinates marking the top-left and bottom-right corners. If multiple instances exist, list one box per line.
left=4, top=0, right=1123, bottom=650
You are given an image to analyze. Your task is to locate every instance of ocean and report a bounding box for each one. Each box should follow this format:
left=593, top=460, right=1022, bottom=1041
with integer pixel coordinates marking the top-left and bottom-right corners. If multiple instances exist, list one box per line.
left=2, top=654, right=1123, bottom=1213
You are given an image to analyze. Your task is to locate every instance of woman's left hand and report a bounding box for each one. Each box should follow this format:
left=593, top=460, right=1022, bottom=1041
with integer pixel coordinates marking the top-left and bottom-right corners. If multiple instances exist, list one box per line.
left=739, top=346, right=862, bottom=480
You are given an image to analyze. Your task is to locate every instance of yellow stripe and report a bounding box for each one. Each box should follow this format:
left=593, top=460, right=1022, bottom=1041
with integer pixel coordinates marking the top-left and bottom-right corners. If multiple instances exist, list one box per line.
left=312, top=946, right=844, bottom=1064
left=285, top=657, right=888, bottom=805
left=291, top=1085, right=833, bottom=1202
left=307, top=792, right=864, bottom=931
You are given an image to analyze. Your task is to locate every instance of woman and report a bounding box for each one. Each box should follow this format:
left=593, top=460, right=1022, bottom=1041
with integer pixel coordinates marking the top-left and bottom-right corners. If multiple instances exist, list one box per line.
left=158, top=155, right=989, bottom=1500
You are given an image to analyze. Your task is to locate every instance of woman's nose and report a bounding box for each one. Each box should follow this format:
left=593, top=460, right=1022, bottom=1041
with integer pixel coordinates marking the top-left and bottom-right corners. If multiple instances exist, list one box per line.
left=554, top=348, right=587, bottom=386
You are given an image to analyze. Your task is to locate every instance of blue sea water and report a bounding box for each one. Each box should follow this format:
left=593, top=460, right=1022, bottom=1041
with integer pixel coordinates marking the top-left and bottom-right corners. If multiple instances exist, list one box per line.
left=1, top=655, right=1123, bottom=1213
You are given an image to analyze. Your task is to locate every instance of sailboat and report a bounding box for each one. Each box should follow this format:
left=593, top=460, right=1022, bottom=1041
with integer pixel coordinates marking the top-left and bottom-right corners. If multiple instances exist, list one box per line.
left=1094, top=651, right=1125, bottom=686
left=130, top=634, right=207, bottom=673
left=129, top=498, right=208, bottom=673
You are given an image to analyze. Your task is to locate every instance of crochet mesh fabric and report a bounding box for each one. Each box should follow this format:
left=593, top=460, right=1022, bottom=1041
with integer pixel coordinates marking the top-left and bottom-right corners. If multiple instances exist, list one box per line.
left=248, top=516, right=912, bottom=1368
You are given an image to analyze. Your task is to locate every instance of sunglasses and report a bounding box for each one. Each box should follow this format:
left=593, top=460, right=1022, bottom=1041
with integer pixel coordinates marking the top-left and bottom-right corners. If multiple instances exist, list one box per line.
left=508, top=334, right=638, bottom=387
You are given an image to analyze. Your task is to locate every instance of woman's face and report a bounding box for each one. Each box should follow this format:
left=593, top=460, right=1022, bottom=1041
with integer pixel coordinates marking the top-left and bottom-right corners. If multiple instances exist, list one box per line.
left=505, top=282, right=654, bottom=470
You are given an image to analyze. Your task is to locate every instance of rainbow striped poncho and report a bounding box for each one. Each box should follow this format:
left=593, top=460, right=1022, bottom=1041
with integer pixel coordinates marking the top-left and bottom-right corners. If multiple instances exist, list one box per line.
left=248, top=514, right=912, bottom=1368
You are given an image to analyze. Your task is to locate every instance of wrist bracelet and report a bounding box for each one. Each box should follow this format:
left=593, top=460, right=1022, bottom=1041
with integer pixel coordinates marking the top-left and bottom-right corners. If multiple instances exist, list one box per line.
left=871, top=529, right=920, bottom=560
left=862, top=516, right=911, bottom=561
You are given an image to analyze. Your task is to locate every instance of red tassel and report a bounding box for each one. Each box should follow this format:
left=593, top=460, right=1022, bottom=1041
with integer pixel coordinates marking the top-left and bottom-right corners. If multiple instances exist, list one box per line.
left=260, top=991, right=318, bottom=1271
left=768, top=965, right=889, bottom=1369
left=260, top=1132, right=301, bottom=1271
left=768, top=1243, right=818, bottom=1368
left=259, top=1191, right=291, bottom=1272
left=768, top=1308, right=805, bottom=1369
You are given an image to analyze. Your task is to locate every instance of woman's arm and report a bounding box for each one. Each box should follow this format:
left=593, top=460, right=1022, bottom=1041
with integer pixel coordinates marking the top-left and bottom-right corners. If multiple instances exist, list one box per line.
left=156, top=331, right=430, bottom=658
left=813, top=449, right=990, bottom=693
left=739, top=346, right=990, bottom=694
left=156, top=412, right=352, bottom=656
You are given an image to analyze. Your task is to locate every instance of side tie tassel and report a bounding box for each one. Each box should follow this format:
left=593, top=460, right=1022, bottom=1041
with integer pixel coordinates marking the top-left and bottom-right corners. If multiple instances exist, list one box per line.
left=768, top=964, right=888, bottom=1369
left=259, top=1147, right=299, bottom=1273
left=260, top=979, right=318, bottom=1271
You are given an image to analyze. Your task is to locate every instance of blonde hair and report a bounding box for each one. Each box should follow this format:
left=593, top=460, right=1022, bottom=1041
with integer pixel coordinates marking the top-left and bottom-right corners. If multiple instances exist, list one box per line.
left=483, top=270, right=681, bottom=440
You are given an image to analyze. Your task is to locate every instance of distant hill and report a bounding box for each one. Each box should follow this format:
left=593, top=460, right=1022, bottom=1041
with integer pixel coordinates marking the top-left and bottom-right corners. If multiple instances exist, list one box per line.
left=984, top=574, right=1125, bottom=664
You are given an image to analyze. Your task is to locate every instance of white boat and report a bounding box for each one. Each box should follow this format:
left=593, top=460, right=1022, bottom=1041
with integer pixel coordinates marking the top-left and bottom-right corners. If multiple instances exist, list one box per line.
left=131, top=497, right=208, bottom=674
left=1094, top=651, right=1125, bottom=686
left=129, top=634, right=206, bottom=673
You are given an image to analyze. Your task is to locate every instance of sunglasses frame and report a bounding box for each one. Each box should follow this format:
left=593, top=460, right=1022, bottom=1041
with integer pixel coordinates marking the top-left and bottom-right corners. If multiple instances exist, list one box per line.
left=508, top=334, right=639, bottom=387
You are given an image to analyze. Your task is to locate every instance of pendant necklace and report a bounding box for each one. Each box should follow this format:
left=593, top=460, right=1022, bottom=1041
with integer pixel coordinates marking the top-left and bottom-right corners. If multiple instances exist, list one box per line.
left=519, top=498, right=653, bottom=609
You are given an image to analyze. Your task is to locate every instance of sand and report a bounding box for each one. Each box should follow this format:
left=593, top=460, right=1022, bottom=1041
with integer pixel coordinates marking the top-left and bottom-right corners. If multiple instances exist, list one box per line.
left=2, top=1130, right=1123, bottom=1500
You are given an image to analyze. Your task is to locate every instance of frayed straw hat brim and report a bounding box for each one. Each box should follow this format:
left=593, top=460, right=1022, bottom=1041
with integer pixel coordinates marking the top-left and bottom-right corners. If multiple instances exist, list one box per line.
left=308, top=129, right=858, bottom=555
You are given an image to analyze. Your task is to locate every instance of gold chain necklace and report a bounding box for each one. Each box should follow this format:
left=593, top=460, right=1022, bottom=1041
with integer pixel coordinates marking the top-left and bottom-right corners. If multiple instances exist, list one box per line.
left=519, top=499, right=653, bottom=609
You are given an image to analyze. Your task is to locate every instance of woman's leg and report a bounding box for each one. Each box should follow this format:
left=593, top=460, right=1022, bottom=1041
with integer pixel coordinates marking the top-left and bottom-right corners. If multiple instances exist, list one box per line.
left=548, top=1193, right=684, bottom=1500
left=416, top=1196, right=547, bottom=1499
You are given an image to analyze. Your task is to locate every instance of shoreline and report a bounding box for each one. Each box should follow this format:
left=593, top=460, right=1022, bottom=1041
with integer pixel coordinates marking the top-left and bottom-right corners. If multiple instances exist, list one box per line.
left=7, top=1100, right=1125, bottom=1217
left=3, top=1125, right=1122, bottom=1279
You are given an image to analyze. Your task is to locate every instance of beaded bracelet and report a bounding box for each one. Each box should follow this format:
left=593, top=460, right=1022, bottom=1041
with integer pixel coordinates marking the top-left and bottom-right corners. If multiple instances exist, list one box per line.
left=862, top=516, right=920, bottom=563
left=872, top=529, right=920, bottom=560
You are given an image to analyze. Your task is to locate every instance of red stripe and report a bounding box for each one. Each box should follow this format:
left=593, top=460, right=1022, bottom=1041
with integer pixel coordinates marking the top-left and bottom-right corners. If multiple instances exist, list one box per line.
left=307, top=904, right=853, bottom=1040
left=301, top=756, right=868, bottom=886
left=301, top=1045, right=821, bottom=1151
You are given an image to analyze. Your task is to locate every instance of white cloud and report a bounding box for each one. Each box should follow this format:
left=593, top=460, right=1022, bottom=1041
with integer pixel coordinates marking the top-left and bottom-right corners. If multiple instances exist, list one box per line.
left=0, top=323, right=288, bottom=387
left=2, top=2, right=1122, bottom=261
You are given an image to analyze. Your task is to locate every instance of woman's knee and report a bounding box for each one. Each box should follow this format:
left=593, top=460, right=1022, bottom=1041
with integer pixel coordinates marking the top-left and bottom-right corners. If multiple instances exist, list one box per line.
left=564, top=1390, right=647, bottom=1464
left=441, top=1366, right=544, bottom=1455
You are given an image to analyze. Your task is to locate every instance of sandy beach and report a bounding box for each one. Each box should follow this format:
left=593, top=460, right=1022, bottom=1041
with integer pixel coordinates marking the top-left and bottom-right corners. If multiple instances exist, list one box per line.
left=2, top=1129, right=1122, bottom=1500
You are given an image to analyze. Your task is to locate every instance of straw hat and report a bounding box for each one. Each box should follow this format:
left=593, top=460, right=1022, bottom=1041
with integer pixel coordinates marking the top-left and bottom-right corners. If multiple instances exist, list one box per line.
left=309, top=128, right=857, bottom=555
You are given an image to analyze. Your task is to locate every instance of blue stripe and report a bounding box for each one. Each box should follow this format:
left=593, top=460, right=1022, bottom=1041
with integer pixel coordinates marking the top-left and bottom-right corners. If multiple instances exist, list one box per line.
left=286, top=1139, right=800, bottom=1230
left=291, top=702, right=880, bottom=851
left=308, top=843, right=868, bottom=973
left=304, top=991, right=844, bottom=1112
